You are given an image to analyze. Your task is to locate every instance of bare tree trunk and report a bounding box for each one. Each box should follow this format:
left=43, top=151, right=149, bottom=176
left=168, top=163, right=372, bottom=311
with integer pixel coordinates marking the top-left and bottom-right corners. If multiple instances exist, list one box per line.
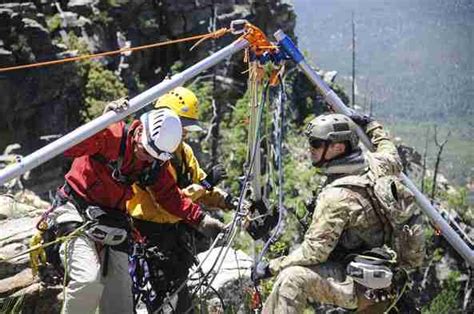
left=421, top=127, right=430, bottom=193
left=209, top=1, right=219, bottom=166
left=368, top=93, right=373, bottom=117
left=351, top=11, right=356, bottom=108
left=463, top=267, right=472, bottom=311
left=430, top=125, right=451, bottom=202
left=363, top=79, right=370, bottom=114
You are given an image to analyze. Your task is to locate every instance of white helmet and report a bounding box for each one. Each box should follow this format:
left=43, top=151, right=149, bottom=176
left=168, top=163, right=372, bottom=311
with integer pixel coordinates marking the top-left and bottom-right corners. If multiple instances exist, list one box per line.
left=140, top=108, right=182, bottom=161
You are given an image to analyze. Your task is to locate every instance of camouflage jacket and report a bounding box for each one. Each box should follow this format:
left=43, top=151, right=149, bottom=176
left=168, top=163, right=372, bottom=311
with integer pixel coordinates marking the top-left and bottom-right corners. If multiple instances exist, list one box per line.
left=270, top=121, right=403, bottom=274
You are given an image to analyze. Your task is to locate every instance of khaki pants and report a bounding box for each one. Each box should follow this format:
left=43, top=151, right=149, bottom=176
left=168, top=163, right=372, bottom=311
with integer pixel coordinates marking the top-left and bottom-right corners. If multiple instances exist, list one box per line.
left=263, top=262, right=358, bottom=314
left=52, top=202, right=133, bottom=314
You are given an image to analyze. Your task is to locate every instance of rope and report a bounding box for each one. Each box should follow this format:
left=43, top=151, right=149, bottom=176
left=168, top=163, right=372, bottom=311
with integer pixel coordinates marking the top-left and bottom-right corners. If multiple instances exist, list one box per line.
left=244, top=74, right=286, bottom=312
left=181, top=73, right=271, bottom=313
left=0, top=221, right=92, bottom=262
left=163, top=77, right=269, bottom=313
left=254, top=75, right=286, bottom=267
left=0, top=28, right=230, bottom=73
left=384, top=269, right=409, bottom=314
left=61, top=238, right=70, bottom=314
left=154, top=232, right=224, bottom=313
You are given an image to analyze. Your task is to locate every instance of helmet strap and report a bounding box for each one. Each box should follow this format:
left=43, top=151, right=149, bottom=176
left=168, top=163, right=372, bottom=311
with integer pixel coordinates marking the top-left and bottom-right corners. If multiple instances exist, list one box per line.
left=312, top=141, right=330, bottom=167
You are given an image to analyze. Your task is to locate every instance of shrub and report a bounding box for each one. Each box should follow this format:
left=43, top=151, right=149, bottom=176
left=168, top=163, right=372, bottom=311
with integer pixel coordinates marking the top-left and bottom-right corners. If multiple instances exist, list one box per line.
left=422, top=271, right=462, bottom=314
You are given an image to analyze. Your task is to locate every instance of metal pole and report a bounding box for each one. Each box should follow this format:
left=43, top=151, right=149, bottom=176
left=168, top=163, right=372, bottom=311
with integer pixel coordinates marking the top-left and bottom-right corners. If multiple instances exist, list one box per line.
left=0, top=38, right=250, bottom=186
left=274, top=30, right=474, bottom=267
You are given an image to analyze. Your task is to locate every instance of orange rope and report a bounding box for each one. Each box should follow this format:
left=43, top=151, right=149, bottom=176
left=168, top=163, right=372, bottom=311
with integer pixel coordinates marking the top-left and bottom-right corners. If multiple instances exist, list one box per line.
left=0, top=28, right=230, bottom=73
left=189, top=27, right=229, bottom=51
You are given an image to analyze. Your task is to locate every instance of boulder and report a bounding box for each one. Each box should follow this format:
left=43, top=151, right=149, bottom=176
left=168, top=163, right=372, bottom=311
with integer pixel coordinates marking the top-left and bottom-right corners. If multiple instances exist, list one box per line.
left=0, top=268, right=36, bottom=297
left=0, top=216, right=39, bottom=279
left=189, top=247, right=254, bottom=312
left=9, top=283, right=62, bottom=314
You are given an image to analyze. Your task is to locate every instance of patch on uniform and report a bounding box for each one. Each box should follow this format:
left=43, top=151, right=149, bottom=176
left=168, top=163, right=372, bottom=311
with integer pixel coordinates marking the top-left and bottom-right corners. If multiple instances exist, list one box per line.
left=333, top=122, right=350, bottom=132
left=305, top=122, right=315, bottom=137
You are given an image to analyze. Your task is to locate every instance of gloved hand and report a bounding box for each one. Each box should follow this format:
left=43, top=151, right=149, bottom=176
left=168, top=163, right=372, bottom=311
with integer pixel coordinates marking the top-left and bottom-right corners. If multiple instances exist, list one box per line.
left=349, top=111, right=374, bottom=129
left=196, top=214, right=226, bottom=238
left=251, top=261, right=272, bottom=283
left=205, top=164, right=228, bottom=187
left=224, top=193, right=239, bottom=210
left=103, top=97, right=129, bottom=114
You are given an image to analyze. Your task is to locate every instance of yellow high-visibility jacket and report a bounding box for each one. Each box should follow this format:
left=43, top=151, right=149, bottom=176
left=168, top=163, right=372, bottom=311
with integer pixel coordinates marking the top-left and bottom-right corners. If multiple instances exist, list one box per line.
left=127, top=142, right=231, bottom=224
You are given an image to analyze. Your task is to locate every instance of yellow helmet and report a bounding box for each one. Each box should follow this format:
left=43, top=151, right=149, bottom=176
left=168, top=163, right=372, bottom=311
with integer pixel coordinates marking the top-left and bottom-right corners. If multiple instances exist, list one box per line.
left=155, top=86, right=202, bottom=131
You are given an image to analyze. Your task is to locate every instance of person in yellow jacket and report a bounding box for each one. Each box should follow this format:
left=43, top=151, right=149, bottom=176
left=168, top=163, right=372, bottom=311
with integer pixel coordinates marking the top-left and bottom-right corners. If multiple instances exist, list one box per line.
left=126, top=86, right=235, bottom=312
left=128, top=86, right=234, bottom=224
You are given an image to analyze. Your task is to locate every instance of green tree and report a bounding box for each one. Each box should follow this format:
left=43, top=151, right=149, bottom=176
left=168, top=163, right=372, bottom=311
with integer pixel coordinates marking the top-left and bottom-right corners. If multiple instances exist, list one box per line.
left=63, top=33, right=127, bottom=122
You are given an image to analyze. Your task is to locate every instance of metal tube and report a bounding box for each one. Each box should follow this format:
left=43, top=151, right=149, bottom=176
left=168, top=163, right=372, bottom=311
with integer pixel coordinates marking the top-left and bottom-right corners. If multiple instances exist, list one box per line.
left=274, top=30, right=474, bottom=267
left=0, top=38, right=250, bottom=186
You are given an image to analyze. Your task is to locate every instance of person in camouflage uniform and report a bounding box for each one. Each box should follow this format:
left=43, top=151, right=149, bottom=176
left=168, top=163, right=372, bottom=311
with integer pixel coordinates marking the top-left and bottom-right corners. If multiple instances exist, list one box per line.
left=252, top=113, right=423, bottom=313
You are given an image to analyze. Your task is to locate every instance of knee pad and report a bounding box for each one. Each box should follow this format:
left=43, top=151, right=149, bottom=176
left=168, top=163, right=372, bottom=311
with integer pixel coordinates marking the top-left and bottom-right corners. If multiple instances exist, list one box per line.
left=276, top=267, right=307, bottom=301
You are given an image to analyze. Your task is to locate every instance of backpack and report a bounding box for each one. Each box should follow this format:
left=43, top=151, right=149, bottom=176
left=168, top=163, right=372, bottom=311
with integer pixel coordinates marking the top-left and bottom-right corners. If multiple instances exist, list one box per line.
left=328, top=174, right=425, bottom=269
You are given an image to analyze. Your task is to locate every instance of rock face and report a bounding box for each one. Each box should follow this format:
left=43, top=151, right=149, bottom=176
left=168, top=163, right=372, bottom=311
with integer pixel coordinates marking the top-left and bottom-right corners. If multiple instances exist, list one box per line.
left=0, top=189, right=61, bottom=313
left=0, top=0, right=296, bottom=197
left=189, top=247, right=254, bottom=313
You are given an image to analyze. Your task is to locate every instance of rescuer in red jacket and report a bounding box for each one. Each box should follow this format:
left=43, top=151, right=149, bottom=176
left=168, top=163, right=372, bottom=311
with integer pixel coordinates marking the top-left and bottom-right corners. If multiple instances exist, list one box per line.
left=46, top=105, right=225, bottom=314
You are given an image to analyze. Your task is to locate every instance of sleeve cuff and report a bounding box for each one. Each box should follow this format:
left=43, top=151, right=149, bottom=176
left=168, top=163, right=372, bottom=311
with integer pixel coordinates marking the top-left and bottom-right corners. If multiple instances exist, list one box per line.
left=365, top=120, right=383, bottom=134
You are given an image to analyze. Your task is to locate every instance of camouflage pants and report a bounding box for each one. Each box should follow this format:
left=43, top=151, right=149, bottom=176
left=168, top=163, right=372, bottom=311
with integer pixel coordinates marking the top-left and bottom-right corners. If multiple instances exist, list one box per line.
left=263, top=261, right=358, bottom=314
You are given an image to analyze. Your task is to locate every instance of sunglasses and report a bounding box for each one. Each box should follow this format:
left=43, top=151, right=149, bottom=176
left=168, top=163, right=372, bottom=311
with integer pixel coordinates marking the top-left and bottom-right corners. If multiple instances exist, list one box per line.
left=308, top=138, right=327, bottom=149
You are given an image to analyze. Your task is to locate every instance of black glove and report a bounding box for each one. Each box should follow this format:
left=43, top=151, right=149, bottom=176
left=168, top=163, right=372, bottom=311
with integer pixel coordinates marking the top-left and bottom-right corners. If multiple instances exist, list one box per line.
left=251, top=261, right=272, bottom=283
left=245, top=200, right=278, bottom=240
left=205, top=164, right=228, bottom=187
left=349, top=112, right=374, bottom=129
left=224, top=193, right=239, bottom=210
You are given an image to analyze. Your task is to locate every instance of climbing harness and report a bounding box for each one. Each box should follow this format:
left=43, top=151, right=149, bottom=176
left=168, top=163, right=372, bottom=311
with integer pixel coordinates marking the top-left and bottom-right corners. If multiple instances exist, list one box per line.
left=346, top=248, right=396, bottom=290
left=129, top=229, right=156, bottom=313
left=129, top=220, right=203, bottom=313
left=83, top=206, right=129, bottom=246
left=21, top=221, right=92, bottom=286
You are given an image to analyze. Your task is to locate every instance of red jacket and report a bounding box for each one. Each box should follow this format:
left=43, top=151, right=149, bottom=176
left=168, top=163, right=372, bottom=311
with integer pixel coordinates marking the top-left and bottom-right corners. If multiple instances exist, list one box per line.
left=63, top=120, right=204, bottom=226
